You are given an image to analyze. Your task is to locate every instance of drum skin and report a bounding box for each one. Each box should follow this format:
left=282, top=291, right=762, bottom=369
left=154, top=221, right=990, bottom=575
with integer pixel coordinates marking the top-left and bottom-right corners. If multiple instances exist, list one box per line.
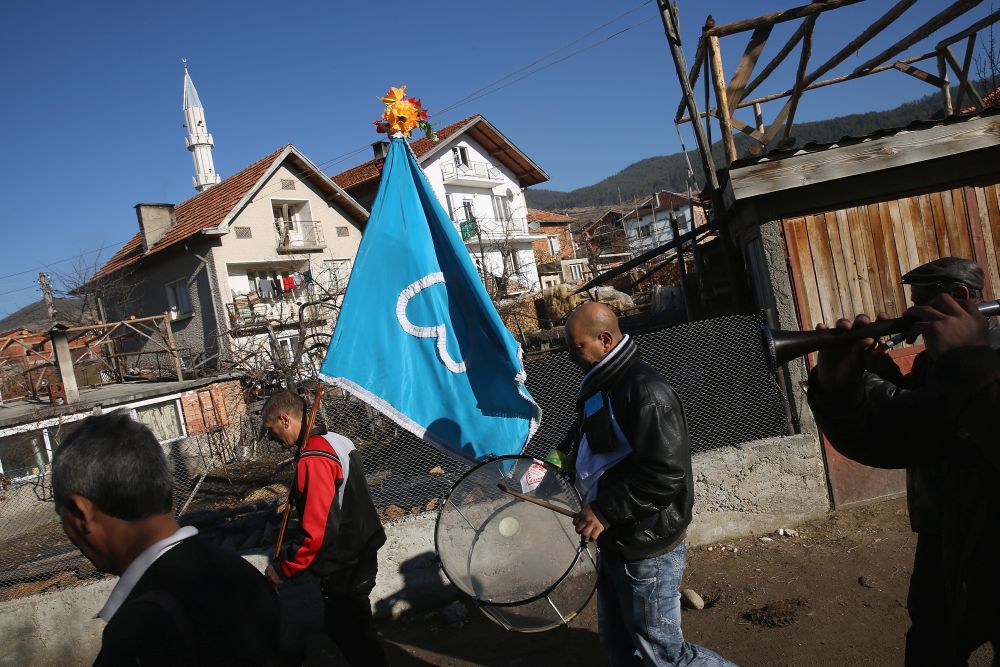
left=435, top=455, right=598, bottom=632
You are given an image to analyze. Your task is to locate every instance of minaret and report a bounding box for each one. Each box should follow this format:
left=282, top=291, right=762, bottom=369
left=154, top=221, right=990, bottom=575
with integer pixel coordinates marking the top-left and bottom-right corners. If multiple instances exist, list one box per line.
left=182, top=60, right=221, bottom=192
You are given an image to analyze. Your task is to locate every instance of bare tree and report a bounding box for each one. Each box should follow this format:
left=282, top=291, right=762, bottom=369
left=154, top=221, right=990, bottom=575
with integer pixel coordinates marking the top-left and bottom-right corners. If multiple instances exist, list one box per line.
left=976, top=8, right=1000, bottom=100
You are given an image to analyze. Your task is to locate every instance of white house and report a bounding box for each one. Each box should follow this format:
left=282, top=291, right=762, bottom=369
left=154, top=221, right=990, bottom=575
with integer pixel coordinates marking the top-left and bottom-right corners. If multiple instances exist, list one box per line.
left=333, top=115, right=550, bottom=295
left=620, top=191, right=707, bottom=257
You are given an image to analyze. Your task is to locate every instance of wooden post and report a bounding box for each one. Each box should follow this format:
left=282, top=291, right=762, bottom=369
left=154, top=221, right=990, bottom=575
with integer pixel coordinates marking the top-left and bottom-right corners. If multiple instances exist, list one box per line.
left=707, top=32, right=738, bottom=164
left=657, top=0, right=720, bottom=194
left=937, top=53, right=953, bottom=115
left=753, top=103, right=765, bottom=134
left=669, top=210, right=693, bottom=321
left=162, top=313, right=184, bottom=381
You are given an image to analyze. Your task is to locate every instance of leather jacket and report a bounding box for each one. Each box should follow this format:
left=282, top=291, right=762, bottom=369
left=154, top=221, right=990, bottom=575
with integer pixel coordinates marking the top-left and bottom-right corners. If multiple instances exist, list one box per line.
left=563, top=359, right=694, bottom=562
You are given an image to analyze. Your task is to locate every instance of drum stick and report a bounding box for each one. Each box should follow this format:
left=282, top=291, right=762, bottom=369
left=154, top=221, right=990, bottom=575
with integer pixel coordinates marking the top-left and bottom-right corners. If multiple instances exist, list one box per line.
left=497, top=483, right=576, bottom=518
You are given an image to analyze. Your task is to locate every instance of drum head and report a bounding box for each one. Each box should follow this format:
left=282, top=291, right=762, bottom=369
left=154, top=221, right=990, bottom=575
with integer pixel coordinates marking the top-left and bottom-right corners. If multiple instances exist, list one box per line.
left=435, top=455, right=598, bottom=632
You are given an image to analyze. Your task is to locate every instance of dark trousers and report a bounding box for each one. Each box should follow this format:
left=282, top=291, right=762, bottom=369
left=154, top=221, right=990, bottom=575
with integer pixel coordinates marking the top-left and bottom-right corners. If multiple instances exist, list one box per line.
left=905, top=533, right=951, bottom=666
left=319, top=545, right=388, bottom=667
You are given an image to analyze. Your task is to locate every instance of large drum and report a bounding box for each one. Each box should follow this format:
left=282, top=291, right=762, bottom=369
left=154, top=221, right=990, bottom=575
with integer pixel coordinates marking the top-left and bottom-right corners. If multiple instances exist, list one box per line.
left=435, top=455, right=598, bottom=632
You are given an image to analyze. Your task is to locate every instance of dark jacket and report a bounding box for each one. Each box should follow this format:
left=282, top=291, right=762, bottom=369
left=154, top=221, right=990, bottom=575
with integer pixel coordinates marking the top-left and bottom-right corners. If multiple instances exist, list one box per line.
left=95, top=536, right=282, bottom=666
left=565, top=359, right=694, bottom=562
left=807, top=344, right=999, bottom=647
left=277, top=433, right=386, bottom=580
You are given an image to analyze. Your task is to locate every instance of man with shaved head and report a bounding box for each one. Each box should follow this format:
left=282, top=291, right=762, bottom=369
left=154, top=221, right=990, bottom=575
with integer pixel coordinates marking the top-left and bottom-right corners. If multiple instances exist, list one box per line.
left=558, top=302, right=733, bottom=666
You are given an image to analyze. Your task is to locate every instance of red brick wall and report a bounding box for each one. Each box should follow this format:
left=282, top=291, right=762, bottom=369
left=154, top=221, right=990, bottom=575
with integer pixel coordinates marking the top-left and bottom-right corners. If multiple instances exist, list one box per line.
left=180, top=379, right=246, bottom=436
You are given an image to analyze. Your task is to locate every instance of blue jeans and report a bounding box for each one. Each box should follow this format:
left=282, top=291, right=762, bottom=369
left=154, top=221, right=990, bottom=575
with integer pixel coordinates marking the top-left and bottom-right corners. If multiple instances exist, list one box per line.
left=597, top=544, right=736, bottom=667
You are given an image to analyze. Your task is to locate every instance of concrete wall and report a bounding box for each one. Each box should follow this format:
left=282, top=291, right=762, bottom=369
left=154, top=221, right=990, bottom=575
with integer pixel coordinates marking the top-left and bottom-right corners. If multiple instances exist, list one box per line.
left=687, top=433, right=830, bottom=545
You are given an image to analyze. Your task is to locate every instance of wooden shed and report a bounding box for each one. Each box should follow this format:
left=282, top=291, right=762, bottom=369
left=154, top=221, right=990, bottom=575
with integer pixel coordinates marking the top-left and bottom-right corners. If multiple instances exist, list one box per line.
left=726, top=107, right=1000, bottom=507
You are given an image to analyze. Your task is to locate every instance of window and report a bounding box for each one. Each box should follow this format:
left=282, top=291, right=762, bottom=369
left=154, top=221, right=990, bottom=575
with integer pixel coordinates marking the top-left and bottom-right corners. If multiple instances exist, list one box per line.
left=504, top=250, right=522, bottom=276
left=635, top=225, right=652, bottom=239
left=0, top=430, right=50, bottom=479
left=491, top=195, right=512, bottom=223
left=461, top=201, right=475, bottom=222
left=132, top=401, right=184, bottom=443
left=547, top=235, right=561, bottom=255
left=234, top=226, right=253, bottom=239
left=452, top=146, right=470, bottom=168
left=280, top=179, right=296, bottom=190
left=336, top=226, right=349, bottom=237
left=323, top=259, right=352, bottom=292
left=276, top=335, right=300, bottom=364
left=570, top=263, right=584, bottom=281
left=166, top=280, right=193, bottom=316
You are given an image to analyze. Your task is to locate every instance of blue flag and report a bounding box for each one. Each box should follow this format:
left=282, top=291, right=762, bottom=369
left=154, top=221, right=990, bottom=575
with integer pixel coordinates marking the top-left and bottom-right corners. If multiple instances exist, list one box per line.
left=319, top=138, right=540, bottom=462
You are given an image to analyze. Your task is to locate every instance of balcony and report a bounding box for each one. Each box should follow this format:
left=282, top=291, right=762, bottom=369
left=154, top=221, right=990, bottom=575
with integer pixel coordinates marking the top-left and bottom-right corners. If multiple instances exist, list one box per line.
left=440, top=160, right=505, bottom=187
left=275, top=220, right=326, bottom=253
left=456, top=217, right=539, bottom=244
left=226, top=297, right=327, bottom=333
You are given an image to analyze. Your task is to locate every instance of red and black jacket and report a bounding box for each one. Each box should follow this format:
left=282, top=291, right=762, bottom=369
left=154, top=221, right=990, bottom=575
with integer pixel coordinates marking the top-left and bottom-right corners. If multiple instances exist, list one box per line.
left=276, top=431, right=385, bottom=580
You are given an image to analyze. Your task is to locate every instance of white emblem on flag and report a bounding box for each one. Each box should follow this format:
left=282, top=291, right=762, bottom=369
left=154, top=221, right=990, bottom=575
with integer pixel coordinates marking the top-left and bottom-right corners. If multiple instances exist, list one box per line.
left=396, top=273, right=467, bottom=374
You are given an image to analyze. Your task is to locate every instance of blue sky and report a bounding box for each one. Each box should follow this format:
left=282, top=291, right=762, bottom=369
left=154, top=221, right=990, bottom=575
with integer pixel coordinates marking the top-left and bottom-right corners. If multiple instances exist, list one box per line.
left=0, top=0, right=993, bottom=318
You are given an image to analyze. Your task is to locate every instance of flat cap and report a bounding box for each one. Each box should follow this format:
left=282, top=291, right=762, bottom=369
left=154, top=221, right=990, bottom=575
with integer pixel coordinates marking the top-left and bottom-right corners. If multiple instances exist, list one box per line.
left=901, top=256, right=984, bottom=291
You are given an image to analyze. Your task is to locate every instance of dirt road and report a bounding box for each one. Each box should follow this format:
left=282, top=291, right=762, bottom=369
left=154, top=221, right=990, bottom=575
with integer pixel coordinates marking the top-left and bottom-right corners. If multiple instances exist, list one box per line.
left=365, top=497, right=993, bottom=667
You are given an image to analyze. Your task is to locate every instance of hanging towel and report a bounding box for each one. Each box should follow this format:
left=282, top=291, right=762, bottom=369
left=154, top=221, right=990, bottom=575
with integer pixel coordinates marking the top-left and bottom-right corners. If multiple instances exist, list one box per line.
left=258, top=276, right=274, bottom=299
left=272, top=277, right=283, bottom=296
left=282, top=275, right=296, bottom=292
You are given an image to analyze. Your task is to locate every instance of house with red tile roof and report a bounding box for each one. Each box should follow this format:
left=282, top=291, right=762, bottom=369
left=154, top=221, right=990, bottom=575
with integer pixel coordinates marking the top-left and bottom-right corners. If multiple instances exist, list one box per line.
left=92, top=145, right=369, bottom=368
left=332, top=114, right=550, bottom=296
left=525, top=208, right=590, bottom=288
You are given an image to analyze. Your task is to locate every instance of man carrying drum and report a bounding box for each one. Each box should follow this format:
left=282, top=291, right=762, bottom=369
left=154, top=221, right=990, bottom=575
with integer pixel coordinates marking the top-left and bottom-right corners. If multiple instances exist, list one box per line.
left=556, top=301, right=734, bottom=667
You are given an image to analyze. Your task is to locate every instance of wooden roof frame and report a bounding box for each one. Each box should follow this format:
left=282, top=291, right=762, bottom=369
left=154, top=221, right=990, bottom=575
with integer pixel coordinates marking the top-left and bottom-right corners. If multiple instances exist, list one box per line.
left=673, top=0, right=1000, bottom=167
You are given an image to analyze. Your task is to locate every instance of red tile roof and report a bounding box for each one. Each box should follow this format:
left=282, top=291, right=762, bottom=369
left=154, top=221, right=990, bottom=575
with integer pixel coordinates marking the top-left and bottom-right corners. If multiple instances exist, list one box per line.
left=961, top=85, right=1000, bottom=113
left=526, top=208, right=574, bottom=223
left=331, top=116, right=479, bottom=189
left=95, top=145, right=290, bottom=280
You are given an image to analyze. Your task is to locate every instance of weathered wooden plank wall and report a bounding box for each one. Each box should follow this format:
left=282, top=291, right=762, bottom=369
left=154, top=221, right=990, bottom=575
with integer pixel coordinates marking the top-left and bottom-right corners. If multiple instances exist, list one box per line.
left=782, top=175, right=1000, bottom=329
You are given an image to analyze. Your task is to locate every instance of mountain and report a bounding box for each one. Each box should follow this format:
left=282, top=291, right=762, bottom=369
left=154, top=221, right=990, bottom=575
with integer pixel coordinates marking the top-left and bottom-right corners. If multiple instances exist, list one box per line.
left=525, top=90, right=956, bottom=210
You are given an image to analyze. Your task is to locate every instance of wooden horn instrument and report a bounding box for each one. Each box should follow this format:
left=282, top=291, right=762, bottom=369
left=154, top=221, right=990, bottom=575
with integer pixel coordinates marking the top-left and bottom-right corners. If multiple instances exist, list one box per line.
left=762, top=300, right=1000, bottom=368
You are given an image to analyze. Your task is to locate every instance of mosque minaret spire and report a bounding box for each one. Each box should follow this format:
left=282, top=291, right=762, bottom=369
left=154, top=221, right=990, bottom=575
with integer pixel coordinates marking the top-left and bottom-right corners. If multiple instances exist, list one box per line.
left=182, top=60, right=221, bottom=192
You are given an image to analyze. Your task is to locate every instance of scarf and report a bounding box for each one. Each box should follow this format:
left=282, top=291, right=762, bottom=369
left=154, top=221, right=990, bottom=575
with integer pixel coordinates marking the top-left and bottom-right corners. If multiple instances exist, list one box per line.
left=573, top=335, right=638, bottom=454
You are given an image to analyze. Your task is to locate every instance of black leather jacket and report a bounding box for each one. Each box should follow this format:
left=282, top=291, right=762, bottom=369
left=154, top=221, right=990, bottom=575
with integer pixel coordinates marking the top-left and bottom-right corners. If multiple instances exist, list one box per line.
left=564, top=359, right=694, bottom=561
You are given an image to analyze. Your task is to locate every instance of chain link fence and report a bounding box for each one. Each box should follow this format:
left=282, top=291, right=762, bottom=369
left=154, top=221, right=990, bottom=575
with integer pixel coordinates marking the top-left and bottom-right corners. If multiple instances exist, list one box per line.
left=0, top=314, right=788, bottom=602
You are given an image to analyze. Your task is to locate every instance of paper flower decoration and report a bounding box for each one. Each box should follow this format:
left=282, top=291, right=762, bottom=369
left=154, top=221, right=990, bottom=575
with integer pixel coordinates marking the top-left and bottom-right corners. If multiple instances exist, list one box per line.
left=374, top=85, right=437, bottom=140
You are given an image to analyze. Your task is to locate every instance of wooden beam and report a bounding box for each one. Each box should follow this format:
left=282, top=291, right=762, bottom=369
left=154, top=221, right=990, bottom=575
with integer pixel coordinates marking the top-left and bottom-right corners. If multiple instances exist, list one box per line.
left=782, top=15, right=817, bottom=141
left=852, top=0, right=984, bottom=74
left=729, top=114, right=767, bottom=144
left=707, top=33, right=738, bottom=164
left=705, top=0, right=864, bottom=37
left=742, top=18, right=810, bottom=103
left=674, top=38, right=705, bottom=122
left=726, top=24, right=773, bottom=110
left=938, top=53, right=954, bottom=115
left=811, top=0, right=917, bottom=80
left=953, top=34, right=977, bottom=110
left=936, top=6, right=1000, bottom=48
left=729, top=114, right=1000, bottom=201
left=943, top=45, right=986, bottom=110
left=892, top=61, right=948, bottom=88
left=753, top=103, right=765, bottom=134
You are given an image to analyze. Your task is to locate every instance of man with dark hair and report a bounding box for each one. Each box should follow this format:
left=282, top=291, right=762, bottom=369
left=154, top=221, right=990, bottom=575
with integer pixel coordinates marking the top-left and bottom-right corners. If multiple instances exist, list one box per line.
left=262, top=390, right=388, bottom=667
left=558, top=302, right=734, bottom=667
left=53, top=413, right=283, bottom=666
left=808, top=257, right=1000, bottom=663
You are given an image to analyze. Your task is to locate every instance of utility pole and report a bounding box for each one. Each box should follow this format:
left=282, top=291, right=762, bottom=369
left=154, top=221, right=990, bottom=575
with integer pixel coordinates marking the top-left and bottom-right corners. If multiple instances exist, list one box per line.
left=39, top=272, right=56, bottom=323
left=656, top=0, right=720, bottom=197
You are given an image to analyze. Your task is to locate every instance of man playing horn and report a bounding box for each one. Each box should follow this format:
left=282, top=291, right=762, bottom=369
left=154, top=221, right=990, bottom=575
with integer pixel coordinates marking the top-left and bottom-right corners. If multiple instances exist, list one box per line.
left=808, top=257, right=1000, bottom=664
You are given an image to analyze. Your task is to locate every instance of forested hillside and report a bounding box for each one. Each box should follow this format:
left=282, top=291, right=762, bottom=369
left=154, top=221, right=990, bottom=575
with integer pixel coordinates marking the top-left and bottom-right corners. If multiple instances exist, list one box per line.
left=526, top=89, right=955, bottom=210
